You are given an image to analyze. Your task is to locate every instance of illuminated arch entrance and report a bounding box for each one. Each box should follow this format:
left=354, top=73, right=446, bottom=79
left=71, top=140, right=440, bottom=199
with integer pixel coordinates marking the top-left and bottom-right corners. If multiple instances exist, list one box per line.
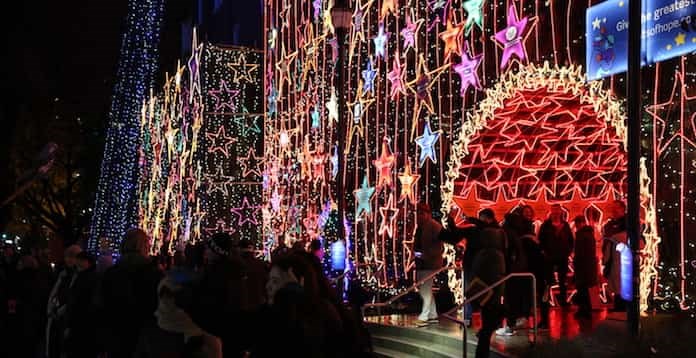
left=441, top=63, right=658, bottom=312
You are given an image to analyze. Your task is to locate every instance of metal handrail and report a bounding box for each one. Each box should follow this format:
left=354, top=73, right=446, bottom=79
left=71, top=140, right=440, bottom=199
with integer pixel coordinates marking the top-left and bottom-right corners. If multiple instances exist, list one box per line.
left=362, top=265, right=459, bottom=311
left=440, top=272, right=538, bottom=356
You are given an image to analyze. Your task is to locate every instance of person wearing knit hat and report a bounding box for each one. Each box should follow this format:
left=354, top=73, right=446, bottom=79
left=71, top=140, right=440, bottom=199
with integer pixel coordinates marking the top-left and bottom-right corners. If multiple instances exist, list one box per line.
left=134, top=273, right=222, bottom=357
left=206, top=232, right=232, bottom=258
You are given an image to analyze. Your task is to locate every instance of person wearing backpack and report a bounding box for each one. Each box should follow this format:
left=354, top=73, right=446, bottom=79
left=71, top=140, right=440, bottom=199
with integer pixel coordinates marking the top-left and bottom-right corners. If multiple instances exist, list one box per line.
left=98, top=228, right=163, bottom=358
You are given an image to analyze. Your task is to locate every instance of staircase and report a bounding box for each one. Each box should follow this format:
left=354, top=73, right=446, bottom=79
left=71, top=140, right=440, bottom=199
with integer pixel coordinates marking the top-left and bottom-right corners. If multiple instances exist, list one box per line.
left=368, top=321, right=509, bottom=358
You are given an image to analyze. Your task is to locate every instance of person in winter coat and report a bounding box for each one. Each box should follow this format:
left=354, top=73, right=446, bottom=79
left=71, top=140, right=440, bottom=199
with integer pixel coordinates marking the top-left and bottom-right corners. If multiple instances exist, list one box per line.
left=98, top=229, right=163, bottom=358
left=63, top=252, right=99, bottom=357
left=252, top=253, right=345, bottom=358
left=134, top=273, right=222, bottom=358
left=191, top=232, right=249, bottom=357
left=46, top=244, right=82, bottom=358
left=602, top=200, right=628, bottom=312
left=538, top=204, right=574, bottom=306
left=8, top=255, right=51, bottom=358
left=497, top=211, right=531, bottom=336
left=573, top=216, right=599, bottom=319
left=414, top=203, right=445, bottom=326
left=469, top=217, right=507, bottom=358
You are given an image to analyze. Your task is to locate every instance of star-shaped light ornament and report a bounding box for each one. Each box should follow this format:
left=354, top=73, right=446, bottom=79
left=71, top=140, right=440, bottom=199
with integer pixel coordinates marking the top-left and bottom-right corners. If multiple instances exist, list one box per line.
left=205, top=126, right=237, bottom=158
left=208, top=80, right=241, bottom=113
left=230, top=197, right=262, bottom=227
left=267, top=84, right=278, bottom=116
left=323, top=0, right=335, bottom=35
left=493, top=5, right=535, bottom=70
left=346, top=84, right=375, bottom=152
left=378, top=194, right=400, bottom=238
left=373, top=138, right=397, bottom=188
left=407, top=55, right=450, bottom=137
left=275, top=45, right=298, bottom=96
left=462, top=0, right=484, bottom=35
left=204, top=166, right=234, bottom=197
left=398, top=159, right=420, bottom=204
left=401, top=9, right=424, bottom=54
left=387, top=56, right=407, bottom=100
left=349, top=0, right=375, bottom=61
left=268, top=27, right=278, bottom=51
left=238, top=148, right=264, bottom=179
left=188, top=28, right=202, bottom=103
left=227, top=53, right=259, bottom=84
left=373, top=23, right=390, bottom=60
left=381, top=0, right=399, bottom=21
left=453, top=42, right=483, bottom=96
left=438, top=15, right=464, bottom=59
left=312, top=0, right=323, bottom=22
left=270, top=188, right=283, bottom=212
left=311, top=104, right=321, bottom=130
left=415, top=121, right=442, bottom=167
left=353, top=175, right=376, bottom=220
left=362, top=58, right=378, bottom=95
left=325, top=87, right=339, bottom=127
left=279, top=1, right=292, bottom=28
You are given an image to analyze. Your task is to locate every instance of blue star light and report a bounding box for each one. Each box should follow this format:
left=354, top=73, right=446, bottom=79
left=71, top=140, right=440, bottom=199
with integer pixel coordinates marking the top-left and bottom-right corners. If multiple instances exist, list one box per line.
left=267, top=84, right=278, bottom=116
left=362, top=58, right=377, bottom=95
left=311, top=104, right=321, bottom=130
left=353, top=175, right=376, bottom=219
left=415, top=121, right=442, bottom=167
left=373, top=23, right=389, bottom=60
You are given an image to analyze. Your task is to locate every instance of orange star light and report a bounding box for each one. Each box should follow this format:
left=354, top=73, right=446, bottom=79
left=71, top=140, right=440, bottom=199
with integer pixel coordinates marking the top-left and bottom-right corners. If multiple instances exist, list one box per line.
left=398, top=159, right=420, bottom=204
left=438, top=15, right=464, bottom=60
left=206, top=126, right=237, bottom=158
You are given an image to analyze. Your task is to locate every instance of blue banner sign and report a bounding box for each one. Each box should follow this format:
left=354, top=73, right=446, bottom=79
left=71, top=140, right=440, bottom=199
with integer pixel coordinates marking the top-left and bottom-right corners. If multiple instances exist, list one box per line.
left=586, top=0, right=647, bottom=80
left=587, top=0, right=696, bottom=80
left=645, top=0, right=696, bottom=62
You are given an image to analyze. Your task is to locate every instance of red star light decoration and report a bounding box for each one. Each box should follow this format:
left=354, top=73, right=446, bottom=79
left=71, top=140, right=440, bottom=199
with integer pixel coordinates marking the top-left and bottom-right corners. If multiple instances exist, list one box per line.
left=438, top=15, right=464, bottom=60
left=373, top=137, right=397, bottom=189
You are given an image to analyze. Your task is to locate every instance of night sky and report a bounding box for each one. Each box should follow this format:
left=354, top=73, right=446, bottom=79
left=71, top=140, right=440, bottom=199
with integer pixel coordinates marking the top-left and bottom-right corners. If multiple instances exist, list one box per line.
left=0, top=1, right=190, bottom=232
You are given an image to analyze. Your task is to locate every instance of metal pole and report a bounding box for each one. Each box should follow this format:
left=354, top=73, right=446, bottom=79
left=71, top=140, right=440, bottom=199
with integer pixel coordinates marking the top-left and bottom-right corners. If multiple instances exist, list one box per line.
left=462, top=268, right=467, bottom=357
left=626, top=0, right=642, bottom=338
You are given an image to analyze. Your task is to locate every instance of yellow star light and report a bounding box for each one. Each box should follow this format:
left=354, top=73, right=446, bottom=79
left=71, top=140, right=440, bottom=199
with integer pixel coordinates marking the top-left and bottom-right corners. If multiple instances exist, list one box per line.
left=226, top=53, right=259, bottom=84
left=406, top=55, right=450, bottom=137
left=323, top=0, right=335, bottom=36
left=398, top=159, right=420, bottom=204
left=275, top=45, right=298, bottom=96
left=345, top=82, right=375, bottom=153
left=381, top=0, right=399, bottom=21
left=675, top=32, right=686, bottom=46
left=349, top=0, right=375, bottom=62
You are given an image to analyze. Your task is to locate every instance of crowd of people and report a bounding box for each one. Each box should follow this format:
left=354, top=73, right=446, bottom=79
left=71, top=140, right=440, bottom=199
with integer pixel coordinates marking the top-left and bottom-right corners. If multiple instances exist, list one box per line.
left=1, top=199, right=631, bottom=358
left=414, top=200, right=629, bottom=358
left=0, top=230, right=372, bottom=358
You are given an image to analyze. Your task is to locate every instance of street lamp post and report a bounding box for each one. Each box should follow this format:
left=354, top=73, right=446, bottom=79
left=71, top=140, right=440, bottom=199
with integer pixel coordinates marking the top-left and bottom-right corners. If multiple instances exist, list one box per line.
left=331, top=0, right=352, bottom=247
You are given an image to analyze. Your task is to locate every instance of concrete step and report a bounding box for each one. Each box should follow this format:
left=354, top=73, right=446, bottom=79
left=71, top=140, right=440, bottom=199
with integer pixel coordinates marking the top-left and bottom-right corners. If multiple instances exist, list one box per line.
left=373, top=346, right=423, bottom=358
left=372, top=334, right=463, bottom=358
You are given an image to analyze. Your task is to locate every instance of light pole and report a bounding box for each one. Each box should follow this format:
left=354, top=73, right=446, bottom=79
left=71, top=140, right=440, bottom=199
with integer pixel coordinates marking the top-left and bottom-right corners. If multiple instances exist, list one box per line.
left=331, top=0, right=352, bottom=246
left=626, top=0, right=642, bottom=338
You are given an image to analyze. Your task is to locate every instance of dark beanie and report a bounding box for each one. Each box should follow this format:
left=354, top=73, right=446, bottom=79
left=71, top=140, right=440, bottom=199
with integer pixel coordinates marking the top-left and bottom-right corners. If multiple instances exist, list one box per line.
left=207, top=232, right=232, bottom=257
